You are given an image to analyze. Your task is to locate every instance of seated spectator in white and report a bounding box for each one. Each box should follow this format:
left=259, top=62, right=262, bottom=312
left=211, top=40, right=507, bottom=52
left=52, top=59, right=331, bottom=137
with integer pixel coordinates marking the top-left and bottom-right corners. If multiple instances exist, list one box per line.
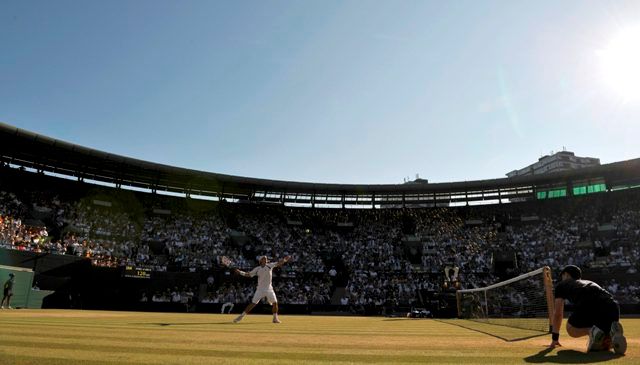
left=171, top=289, right=181, bottom=303
left=201, top=293, right=215, bottom=304
left=151, top=292, right=163, bottom=303
left=207, top=275, right=215, bottom=290
left=221, top=301, right=234, bottom=314
left=340, top=296, right=349, bottom=306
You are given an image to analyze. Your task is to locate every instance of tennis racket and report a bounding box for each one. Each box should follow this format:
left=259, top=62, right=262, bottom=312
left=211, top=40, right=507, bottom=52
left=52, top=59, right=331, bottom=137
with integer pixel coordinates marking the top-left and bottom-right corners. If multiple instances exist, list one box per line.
left=219, top=256, right=234, bottom=268
left=220, top=256, right=245, bottom=276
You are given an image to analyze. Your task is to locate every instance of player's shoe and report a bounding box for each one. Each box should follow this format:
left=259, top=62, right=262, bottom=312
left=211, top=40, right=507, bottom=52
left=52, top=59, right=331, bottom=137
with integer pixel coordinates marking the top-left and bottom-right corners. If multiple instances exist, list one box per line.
left=610, top=321, right=627, bottom=355
left=272, top=317, right=281, bottom=323
left=233, top=314, right=244, bottom=323
left=587, top=326, right=606, bottom=352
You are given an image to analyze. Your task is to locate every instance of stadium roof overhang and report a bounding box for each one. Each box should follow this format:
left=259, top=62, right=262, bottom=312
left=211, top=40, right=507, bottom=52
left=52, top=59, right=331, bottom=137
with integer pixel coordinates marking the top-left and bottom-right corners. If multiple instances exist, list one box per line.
left=2, top=122, right=640, bottom=207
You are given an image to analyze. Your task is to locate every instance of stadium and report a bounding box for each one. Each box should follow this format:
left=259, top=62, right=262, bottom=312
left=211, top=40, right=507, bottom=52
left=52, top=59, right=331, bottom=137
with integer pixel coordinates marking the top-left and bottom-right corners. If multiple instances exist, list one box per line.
left=0, top=122, right=638, bottom=364
left=3, top=2, right=640, bottom=364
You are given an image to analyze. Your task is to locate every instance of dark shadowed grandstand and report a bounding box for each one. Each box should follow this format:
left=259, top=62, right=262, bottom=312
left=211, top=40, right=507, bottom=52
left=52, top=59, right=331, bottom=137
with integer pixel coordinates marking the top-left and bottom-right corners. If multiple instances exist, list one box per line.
left=1, top=122, right=639, bottom=316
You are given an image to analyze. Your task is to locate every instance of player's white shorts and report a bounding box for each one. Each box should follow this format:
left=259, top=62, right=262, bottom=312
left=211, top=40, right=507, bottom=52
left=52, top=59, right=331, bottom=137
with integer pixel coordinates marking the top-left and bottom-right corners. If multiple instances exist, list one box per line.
left=252, top=289, right=277, bottom=304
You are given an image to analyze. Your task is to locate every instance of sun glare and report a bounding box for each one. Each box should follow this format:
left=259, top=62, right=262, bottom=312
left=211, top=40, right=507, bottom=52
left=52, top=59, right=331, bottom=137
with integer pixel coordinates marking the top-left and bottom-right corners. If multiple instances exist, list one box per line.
left=599, top=26, right=640, bottom=102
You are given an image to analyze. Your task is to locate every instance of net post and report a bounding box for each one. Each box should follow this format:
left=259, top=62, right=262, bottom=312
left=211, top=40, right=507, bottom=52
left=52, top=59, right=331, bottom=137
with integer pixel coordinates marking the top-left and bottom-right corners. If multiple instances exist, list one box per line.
left=542, top=266, right=554, bottom=333
left=456, top=290, right=462, bottom=318
left=483, top=290, right=489, bottom=320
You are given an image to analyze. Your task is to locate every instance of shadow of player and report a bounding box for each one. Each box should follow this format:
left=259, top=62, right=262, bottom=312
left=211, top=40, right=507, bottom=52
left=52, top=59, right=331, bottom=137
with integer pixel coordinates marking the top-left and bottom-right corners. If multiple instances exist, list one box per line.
left=524, top=347, right=623, bottom=363
left=140, top=321, right=276, bottom=326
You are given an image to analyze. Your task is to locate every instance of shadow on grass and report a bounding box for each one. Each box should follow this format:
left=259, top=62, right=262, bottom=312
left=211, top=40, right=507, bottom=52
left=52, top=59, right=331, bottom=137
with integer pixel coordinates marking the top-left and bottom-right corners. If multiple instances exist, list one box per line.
left=154, top=322, right=230, bottom=326
left=141, top=321, right=276, bottom=326
left=435, top=319, right=548, bottom=342
left=524, top=347, right=623, bottom=363
left=125, top=322, right=238, bottom=326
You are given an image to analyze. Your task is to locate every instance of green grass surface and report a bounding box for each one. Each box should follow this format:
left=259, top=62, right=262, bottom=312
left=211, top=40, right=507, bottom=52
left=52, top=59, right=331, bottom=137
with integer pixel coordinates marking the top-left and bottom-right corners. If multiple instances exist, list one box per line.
left=0, top=310, right=636, bottom=364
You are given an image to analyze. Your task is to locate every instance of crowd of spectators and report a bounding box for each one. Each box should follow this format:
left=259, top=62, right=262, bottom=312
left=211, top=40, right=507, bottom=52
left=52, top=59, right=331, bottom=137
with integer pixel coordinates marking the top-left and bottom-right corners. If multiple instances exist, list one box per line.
left=143, top=285, right=198, bottom=311
left=596, top=278, right=640, bottom=304
left=1, top=180, right=639, bottom=307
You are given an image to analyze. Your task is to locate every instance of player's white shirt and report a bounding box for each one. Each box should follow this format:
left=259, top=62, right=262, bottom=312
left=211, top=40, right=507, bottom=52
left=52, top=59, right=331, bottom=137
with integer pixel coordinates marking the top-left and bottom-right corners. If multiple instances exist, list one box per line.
left=249, top=263, right=277, bottom=291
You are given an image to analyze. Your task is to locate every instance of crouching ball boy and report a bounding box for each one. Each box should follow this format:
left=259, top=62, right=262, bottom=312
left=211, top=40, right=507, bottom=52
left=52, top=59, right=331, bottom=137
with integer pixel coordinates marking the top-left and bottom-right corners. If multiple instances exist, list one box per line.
left=549, top=265, right=626, bottom=354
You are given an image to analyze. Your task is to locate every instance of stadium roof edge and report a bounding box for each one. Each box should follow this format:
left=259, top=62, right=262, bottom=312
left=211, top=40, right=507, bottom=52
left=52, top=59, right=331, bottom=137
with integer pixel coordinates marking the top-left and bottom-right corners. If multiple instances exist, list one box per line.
left=1, top=122, right=640, bottom=201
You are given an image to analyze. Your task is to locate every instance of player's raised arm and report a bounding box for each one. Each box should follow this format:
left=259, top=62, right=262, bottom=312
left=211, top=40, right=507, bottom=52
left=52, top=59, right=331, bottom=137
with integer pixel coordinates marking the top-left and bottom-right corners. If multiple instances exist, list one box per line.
left=234, top=267, right=258, bottom=278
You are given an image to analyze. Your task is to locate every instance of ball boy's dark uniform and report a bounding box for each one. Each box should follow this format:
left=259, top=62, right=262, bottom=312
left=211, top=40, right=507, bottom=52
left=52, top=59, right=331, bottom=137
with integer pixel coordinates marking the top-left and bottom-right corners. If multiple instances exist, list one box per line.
left=3, top=276, right=14, bottom=297
left=554, top=278, right=620, bottom=333
left=2, top=273, right=15, bottom=309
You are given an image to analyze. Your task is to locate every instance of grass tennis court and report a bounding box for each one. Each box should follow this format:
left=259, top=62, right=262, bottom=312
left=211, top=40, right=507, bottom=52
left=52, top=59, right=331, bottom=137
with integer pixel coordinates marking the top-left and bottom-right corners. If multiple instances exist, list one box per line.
left=0, top=310, right=636, bottom=364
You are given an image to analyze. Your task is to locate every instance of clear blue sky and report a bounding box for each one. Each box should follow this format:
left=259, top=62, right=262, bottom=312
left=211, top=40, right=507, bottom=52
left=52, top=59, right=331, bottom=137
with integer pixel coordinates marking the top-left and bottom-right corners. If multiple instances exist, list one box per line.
left=2, top=1, right=639, bottom=184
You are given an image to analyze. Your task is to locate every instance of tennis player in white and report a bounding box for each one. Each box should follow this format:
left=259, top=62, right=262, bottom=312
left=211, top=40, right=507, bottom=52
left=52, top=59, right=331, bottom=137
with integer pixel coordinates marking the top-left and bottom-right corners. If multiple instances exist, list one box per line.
left=233, top=255, right=291, bottom=323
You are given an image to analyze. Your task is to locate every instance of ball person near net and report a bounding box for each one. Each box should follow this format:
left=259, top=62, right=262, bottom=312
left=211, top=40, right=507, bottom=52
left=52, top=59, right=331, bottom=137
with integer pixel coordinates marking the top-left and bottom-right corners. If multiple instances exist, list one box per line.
left=549, top=265, right=626, bottom=354
left=233, top=255, right=291, bottom=324
left=1, top=273, right=15, bottom=309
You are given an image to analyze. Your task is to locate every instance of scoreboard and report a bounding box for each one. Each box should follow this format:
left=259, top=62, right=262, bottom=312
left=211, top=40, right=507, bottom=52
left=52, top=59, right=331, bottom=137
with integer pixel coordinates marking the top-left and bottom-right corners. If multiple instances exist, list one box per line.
left=123, top=265, right=152, bottom=279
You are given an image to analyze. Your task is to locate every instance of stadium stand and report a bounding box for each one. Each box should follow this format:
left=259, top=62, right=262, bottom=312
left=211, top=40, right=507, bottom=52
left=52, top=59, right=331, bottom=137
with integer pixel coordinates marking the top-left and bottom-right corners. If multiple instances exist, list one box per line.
left=0, top=123, right=639, bottom=314
left=1, top=166, right=639, bottom=313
